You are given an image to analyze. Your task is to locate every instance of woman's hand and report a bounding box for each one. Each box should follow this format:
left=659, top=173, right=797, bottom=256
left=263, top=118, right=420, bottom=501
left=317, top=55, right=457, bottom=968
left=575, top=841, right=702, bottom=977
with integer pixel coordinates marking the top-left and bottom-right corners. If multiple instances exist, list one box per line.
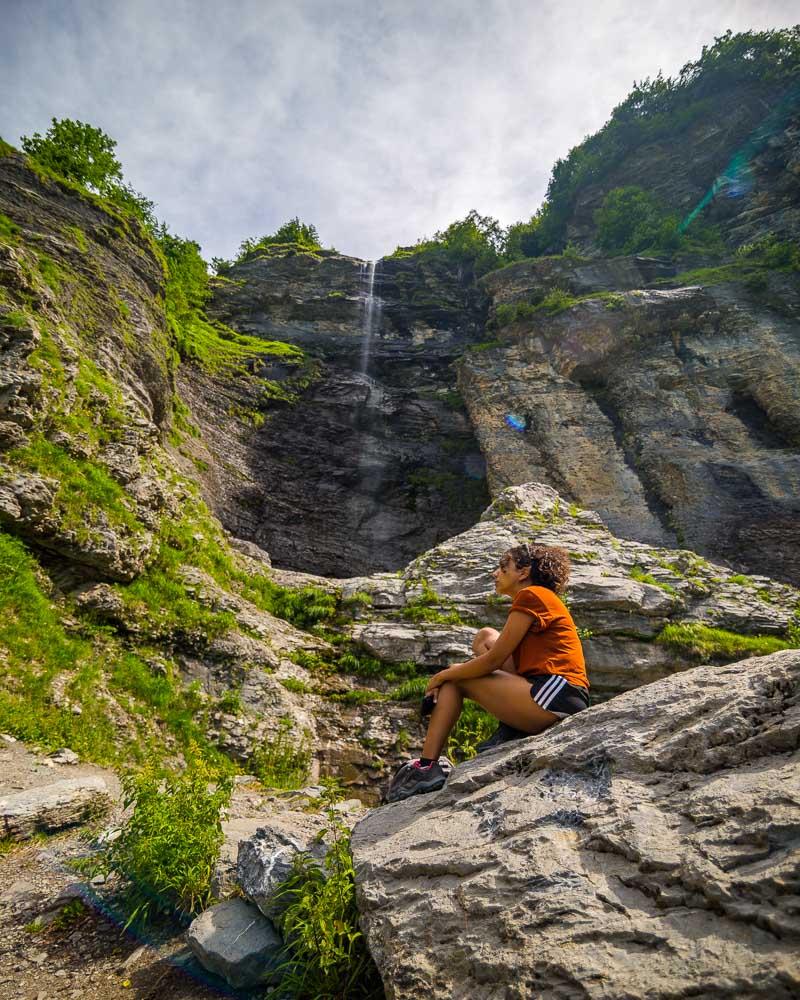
left=424, top=665, right=463, bottom=700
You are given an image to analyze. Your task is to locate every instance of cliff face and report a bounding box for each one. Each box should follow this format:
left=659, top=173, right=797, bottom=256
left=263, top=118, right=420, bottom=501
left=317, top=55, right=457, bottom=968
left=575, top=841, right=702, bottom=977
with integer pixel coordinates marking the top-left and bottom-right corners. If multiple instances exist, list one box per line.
left=0, top=151, right=174, bottom=582
left=466, top=255, right=800, bottom=584
left=195, top=246, right=490, bottom=576
left=565, top=86, right=800, bottom=252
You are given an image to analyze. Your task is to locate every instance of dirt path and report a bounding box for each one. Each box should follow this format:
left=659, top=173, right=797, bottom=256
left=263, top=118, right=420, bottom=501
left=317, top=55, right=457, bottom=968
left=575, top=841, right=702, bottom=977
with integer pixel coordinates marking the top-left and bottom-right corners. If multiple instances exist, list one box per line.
left=0, top=737, right=247, bottom=1000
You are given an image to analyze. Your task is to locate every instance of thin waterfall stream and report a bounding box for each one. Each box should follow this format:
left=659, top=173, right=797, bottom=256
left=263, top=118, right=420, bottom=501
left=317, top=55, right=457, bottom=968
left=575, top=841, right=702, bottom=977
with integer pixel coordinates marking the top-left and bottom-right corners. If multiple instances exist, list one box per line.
left=360, top=259, right=382, bottom=376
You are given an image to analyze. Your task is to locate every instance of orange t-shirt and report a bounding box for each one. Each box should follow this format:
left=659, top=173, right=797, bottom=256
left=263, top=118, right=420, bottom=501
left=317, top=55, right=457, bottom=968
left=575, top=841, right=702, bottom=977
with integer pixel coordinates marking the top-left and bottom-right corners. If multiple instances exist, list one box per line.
left=510, top=586, right=588, bottom=690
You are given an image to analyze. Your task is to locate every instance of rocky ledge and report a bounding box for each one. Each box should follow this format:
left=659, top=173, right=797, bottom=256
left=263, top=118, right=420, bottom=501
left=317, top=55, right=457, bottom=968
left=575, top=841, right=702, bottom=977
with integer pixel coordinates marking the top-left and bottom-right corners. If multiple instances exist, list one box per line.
left=352, top=649, right=800, bottom=999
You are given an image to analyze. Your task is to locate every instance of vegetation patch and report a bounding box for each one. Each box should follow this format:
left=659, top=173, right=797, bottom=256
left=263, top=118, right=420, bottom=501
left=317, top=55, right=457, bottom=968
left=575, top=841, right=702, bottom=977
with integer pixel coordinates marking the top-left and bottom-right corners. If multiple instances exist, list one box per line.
left=656, top=622, right=797, bottom=660
left=629, top=564, right=678, bottom=596
left=272, top=783, right=383, bottom=998
left=249, top=717, right=311, bottom=790
left=9, top=435, right=145, bottom=542
left=84, top=750, right=232, bottom=928
left=402, top=579, right=466, bottom=625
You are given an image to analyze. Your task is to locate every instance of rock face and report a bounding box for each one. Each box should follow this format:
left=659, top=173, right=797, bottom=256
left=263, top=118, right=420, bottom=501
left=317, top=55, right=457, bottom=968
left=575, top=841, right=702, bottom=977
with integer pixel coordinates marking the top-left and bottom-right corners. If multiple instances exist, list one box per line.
left=0, top=152, right=174, bottom=581
left=0, top=776, right=113, bottom=840
left=563, top=87, right=800, bottom=252
left=463, top=261, right=800, bottom=584
left=352, top=650, right=800, bottom=1000
left=194, top=246, right=490, bottom=576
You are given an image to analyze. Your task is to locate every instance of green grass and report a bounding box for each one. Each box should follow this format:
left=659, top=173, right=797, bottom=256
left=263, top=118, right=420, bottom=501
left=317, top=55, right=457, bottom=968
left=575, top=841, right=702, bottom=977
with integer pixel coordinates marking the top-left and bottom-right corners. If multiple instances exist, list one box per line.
left=9, top=435, right=145, bottom=543
left=629, top=565, right=678, bottom=596
left=656, top=622, right=797, bottom=660
left=402, top=579, right=465, bottom=625
left=62, top=224, right=88, bottom=253
left=0, top=532, right=228, bottom=768
left=0, top=213, right=20, bottom=242
left=280, top=677, right=314, bottom=695
left=272, top=784, right=383, bottom=998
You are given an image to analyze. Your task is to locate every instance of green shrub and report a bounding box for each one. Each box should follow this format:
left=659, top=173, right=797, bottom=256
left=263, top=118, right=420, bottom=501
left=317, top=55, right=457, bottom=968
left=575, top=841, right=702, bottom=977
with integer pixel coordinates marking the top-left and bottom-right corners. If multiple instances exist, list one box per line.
left=390, top=675, right=428, bottom=701
left=92, top=750, right=232, bottom=928
left=272, top=785, right=384, bottom=999
left=594, top=187, right=684, bottom=256
left=447, top=699, right=496, bottom=761
left=538, top=287, right=577, bottom=314
left=249, top=718, right=311, bottom=789
left=234, top=218, right=323, bottom=263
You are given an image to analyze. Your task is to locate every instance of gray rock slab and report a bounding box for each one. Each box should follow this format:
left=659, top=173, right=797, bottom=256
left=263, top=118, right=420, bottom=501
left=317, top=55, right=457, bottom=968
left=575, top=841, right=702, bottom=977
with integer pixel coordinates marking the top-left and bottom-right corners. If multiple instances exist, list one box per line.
left=352, top=650, right=800, bottom=1000
left=186, top=898, right=282, bottom=989
left=0, top=777, right=113, bottom=840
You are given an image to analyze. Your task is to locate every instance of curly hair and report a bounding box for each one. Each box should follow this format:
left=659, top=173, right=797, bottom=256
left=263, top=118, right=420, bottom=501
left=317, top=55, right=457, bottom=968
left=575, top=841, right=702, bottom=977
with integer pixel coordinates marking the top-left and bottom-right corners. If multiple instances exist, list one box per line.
left=504, top=542, right=571, bottom=593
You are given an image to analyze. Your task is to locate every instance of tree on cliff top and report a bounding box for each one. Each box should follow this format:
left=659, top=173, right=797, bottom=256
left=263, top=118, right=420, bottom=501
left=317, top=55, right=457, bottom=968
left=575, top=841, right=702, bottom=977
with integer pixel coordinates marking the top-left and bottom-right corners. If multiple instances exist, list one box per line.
left=20, top=117, right=156, bottom=228
left=21, top=117, right=123, bottom=193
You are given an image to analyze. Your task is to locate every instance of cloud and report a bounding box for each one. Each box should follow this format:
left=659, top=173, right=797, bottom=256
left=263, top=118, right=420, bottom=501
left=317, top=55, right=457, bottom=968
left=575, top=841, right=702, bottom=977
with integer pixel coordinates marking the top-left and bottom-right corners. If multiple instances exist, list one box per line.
left=1, top=0, right=797, bottom=261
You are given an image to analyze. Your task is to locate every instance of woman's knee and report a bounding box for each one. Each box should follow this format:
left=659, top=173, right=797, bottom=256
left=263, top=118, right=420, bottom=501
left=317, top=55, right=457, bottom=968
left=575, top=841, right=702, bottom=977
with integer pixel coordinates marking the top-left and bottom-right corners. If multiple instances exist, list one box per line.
left=472, top=626, right=499, bottom=655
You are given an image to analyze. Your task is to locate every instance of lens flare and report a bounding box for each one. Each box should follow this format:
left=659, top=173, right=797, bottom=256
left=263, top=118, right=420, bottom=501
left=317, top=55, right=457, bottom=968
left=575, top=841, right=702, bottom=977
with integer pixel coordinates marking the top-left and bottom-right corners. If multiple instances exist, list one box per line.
left=504, top=413, right=527, bottom=432
left=679, top=81, right=800, bottom=234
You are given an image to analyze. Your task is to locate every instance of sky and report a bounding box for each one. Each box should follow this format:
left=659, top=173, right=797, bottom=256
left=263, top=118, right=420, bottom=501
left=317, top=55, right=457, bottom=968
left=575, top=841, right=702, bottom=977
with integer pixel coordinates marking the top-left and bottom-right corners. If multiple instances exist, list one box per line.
left=1, top=0, right=798, bottom=263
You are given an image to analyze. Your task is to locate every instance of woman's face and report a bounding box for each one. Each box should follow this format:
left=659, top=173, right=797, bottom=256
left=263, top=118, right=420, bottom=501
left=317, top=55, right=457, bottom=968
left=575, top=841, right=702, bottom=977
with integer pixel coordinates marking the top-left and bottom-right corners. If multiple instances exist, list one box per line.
left=492, top=552, right=524, bottom=595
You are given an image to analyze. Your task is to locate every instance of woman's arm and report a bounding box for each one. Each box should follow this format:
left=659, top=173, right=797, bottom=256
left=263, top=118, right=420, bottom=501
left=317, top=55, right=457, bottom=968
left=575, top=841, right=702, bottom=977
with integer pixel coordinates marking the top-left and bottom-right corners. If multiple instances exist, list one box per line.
left=425, top=611, right=535, bottom=695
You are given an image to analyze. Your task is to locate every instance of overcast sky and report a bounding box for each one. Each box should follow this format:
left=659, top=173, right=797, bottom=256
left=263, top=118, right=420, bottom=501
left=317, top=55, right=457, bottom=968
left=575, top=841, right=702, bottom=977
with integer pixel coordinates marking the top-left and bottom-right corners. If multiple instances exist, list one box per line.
left=2, top=0, right=797, bottom=262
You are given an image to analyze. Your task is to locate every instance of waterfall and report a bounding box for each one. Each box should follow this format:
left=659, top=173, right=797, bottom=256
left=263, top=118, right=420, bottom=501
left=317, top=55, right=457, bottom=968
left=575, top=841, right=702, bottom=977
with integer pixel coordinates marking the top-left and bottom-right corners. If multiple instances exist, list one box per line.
left=360, top=259, right=382, bottom=375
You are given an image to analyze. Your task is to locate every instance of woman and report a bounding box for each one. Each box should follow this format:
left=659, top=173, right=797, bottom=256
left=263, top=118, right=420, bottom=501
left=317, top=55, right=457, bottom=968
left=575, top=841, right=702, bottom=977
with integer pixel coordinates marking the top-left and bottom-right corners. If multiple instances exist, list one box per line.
left=386, top=542, right=589, bottom=803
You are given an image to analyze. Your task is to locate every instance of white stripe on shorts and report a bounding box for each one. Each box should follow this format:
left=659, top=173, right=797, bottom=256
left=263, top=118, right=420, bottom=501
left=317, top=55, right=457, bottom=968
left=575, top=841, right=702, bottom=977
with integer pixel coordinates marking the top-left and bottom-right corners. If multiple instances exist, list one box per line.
left=534, top=674, right=563, bottom=709
left=539, top=675, right=567, bottom=710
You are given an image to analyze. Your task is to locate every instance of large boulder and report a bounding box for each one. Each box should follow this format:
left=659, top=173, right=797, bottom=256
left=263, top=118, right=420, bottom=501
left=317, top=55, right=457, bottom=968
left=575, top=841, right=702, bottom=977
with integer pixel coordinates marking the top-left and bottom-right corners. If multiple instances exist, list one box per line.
left=352, top=650, right=800, bottom=1000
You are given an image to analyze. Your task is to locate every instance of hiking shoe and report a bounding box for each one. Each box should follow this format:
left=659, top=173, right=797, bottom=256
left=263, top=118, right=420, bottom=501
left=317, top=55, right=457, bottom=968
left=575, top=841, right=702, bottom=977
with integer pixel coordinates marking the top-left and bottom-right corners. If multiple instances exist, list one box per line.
left=385, top=757, right=453, bottom=803
left=476, top=722, right=529, bottom=754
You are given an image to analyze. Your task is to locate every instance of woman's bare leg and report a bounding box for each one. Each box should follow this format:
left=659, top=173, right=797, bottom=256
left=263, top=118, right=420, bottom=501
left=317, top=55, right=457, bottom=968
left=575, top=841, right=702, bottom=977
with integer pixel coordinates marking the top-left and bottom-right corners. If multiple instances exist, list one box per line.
left=472, top=627, right=515, bottom=673
left=422, top=671, right=558, bottom=760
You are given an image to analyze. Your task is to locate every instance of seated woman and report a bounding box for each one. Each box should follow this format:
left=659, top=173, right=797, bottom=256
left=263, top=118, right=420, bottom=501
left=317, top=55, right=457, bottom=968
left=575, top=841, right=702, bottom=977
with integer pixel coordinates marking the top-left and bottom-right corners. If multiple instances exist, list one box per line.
left=387, top=542, right=589, bottom=803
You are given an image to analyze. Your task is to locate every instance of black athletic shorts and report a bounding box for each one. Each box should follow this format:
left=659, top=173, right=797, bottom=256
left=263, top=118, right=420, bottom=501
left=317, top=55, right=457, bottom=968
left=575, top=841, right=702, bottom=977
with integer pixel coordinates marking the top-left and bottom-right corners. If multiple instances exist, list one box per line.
left=524, top=673, right=590, bottom=718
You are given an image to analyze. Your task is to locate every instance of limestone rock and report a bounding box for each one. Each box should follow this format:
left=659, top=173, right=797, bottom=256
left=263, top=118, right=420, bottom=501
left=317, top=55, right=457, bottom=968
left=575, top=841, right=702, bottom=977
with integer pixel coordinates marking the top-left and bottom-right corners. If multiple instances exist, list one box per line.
left=193, top=245, right=490, bottom=576
left=350, top=622, right=474, bottom=666
left=345, top=482, right=800, bottom=698
left=186, top=897, right=282, bottom=989
left=237, top=824, right=327, bottom=920
left=352, top=650, right=800, bottom=1000
left=0, top=777, right=113, bottom=841
left=461, top=269, right=800, bottom=585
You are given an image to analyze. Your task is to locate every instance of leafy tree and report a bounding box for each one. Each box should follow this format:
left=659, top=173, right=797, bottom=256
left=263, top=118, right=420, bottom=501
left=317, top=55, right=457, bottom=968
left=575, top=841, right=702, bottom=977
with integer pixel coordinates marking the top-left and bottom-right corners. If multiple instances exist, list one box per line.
left=21, top=117, right=156, bottom=229
left=21, top=118, right=124, bottom=195
left=594, top=186, right=682, bottom=255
